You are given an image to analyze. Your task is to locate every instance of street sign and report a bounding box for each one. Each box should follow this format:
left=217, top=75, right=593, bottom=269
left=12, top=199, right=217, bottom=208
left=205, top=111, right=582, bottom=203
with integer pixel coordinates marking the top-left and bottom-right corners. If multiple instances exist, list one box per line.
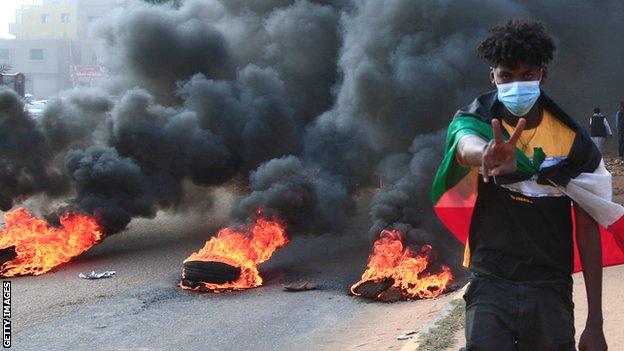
left=72, top=65, right=105, bottom=84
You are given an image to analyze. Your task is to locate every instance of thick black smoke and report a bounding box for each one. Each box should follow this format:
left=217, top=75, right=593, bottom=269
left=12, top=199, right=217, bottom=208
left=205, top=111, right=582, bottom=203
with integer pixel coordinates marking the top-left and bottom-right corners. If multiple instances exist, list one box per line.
left=369, top=130, right=458, bottom=258
left=40, top=87, right=113, bottom=153
left=232, top=156, right=354, bottom=235
left=55, top=0, right=345, bottom=234
left=64, top=146, right=153, bottom=233
left=93, top=1, right=232, bottom=102
left=0, top=88, right=66, bottom=210
left=2, top=0, right=622, bottom=259
left=178, top=66, right=301, bottom=171
left=0, top=85, right=119, bottom=216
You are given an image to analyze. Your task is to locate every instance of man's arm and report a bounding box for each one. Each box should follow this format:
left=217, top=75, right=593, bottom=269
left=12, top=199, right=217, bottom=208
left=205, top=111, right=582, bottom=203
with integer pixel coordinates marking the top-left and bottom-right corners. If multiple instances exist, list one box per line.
left=456, top=134, right=487, bottom=166
left=604, top=118, right=613, bottom=136
left=456, top=118, right=526, bottom=183
left=575, top=204, right=608, bottom=351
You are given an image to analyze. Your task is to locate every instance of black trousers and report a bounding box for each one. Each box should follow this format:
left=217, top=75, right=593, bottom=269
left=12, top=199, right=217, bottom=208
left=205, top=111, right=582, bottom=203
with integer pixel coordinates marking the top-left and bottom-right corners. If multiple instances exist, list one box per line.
left=463, top=273, right=575, bottom=351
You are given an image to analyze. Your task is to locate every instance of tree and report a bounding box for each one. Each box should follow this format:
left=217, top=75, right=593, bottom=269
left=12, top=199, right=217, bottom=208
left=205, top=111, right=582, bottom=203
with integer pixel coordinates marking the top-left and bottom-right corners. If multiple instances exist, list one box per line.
left=0, top=64, right=12, bottom=74
left=142, top=0, right=183, bottom=6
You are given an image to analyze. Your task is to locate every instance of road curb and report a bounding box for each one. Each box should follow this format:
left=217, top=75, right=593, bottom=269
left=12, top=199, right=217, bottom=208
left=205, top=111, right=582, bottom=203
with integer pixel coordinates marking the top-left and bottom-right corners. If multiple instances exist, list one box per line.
left=399, top=284, right=468, bottom=351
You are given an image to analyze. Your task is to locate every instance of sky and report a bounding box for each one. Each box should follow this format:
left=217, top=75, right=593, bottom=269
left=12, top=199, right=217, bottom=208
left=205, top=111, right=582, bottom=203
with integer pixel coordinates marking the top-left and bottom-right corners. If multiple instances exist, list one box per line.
left=0, top=0, right=42, bottom=39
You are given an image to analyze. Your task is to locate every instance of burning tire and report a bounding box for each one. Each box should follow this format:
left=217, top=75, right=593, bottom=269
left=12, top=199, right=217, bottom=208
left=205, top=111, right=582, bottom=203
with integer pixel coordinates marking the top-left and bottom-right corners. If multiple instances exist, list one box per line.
left=350, top=230, right=454, bottom=301
left=182, top=260, right=242, bottom=286
left=179, top=213, right=288, bottom=292
left=0, top=246, right=17, bottom=266
left=351, top=278, right=395, bottom=299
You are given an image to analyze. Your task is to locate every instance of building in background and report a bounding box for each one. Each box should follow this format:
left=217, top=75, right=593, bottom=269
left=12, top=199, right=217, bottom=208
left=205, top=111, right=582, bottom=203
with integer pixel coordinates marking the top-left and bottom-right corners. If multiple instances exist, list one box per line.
left=10, top=0, right=78, bottom=40
left=0, top=0, right=117, bottom=98
left=0, top=38, right=71, bottom=97
left=72, top=0, right=117, bottom=88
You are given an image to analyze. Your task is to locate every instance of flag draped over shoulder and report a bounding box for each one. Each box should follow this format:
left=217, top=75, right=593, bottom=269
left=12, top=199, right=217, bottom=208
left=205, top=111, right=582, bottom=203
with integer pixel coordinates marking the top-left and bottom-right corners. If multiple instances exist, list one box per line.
left=432, top=91, right=624, bottom=272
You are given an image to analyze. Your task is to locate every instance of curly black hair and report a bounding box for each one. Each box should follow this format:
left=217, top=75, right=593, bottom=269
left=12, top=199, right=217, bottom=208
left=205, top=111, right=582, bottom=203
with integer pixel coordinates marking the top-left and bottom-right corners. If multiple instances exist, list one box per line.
left=477, top=19, right=556, bottom=68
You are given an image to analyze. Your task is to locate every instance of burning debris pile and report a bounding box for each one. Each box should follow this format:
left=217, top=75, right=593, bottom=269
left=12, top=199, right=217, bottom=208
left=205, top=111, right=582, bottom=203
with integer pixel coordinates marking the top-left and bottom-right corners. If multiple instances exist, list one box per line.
left=351, top=229, right=452, bottom=302
left=0, top=208, right=102, bottom=277
left=180, top=211, right=288, bottom=292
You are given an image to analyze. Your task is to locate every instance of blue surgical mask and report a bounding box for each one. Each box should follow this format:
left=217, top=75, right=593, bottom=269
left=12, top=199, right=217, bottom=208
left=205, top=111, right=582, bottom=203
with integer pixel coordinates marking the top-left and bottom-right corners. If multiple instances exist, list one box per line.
left=496, top=80, right=541, bottom=116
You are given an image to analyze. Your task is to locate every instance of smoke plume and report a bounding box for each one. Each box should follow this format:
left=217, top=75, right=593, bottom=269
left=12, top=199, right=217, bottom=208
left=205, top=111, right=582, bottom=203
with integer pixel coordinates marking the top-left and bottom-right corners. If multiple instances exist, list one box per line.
left=0, top=88, right=65, bottom=210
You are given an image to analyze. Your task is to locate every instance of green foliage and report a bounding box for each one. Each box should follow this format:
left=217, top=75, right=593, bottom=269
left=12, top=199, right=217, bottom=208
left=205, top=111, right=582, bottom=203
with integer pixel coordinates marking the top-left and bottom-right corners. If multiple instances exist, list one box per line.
left=141, top=0, right=182, bottom=8
left=0, top=64, right=12, bottom=74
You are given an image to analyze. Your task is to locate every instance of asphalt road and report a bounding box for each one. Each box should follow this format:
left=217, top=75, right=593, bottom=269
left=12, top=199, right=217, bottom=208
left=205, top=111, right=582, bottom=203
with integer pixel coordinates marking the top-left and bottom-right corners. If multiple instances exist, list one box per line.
left=7, top=209, right=459, bottom=351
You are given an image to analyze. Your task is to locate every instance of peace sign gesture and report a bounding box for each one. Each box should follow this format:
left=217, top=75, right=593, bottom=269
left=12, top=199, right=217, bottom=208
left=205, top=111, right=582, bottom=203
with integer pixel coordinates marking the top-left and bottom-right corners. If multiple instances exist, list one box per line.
left=481, top=118, right=526, bottom=183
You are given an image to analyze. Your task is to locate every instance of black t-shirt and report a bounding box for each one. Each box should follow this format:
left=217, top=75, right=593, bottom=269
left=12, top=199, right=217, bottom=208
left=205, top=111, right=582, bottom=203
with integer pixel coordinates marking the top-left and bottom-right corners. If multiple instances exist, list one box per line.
left=468, top=179, right=574, bottom=282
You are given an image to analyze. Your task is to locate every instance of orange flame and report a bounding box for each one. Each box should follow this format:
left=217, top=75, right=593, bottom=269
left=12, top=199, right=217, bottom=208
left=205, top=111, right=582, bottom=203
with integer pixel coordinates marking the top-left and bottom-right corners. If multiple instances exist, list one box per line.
left=0, top=208, right=103, bottom=277
left=181, top=212, right=288, bottom=292
left=351, top=229, right=453, bottom=300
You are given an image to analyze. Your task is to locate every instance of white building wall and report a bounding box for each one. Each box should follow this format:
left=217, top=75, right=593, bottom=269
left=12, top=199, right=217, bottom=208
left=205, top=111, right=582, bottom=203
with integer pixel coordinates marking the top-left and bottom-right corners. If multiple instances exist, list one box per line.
left=0, top=39, right=71, bottom=98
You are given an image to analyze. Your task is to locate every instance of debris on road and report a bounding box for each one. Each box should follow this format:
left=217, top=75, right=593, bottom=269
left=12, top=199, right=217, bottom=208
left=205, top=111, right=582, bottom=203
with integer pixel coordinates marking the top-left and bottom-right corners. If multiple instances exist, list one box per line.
left=79, top=270, right=116, bottom=280
left=283, top=281, right=317, bottom=292
left=397, top=330, right=417, bottom=340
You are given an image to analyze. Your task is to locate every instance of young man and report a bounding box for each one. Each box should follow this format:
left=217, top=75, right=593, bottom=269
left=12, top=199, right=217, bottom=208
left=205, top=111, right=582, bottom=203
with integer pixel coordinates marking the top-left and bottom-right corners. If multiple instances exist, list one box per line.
left=589, top=107, right=612, bottom=152
left=617, top=101, right=624, bottom=157
left=432, top=20, right=611, bottom=350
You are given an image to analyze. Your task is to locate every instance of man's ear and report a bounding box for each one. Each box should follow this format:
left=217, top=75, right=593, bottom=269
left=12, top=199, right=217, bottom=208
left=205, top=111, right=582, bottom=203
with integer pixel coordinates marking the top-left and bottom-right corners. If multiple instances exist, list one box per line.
left=490, top=68, right=496, bottom=86
left=541, top=67, right=549, bottom=85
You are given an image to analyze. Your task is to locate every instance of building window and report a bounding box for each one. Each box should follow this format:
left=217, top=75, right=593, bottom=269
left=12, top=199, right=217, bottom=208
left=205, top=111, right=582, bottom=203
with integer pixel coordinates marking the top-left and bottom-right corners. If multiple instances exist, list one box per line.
left=29, top=49, right=44, bottom=61
left=61, top=13, right=71, bottom=23
left=41, top=14, right=50, bottom=24
left=0, top=49, right=9, bottom=60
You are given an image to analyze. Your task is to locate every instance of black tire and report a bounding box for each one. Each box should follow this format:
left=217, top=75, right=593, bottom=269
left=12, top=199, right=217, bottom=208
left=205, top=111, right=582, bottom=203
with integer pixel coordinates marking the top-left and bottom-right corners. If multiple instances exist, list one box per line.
left=379, top=286, right=403, bottom=302
left=180, top=278, right=201, bottom=289
left=0, top=245, right=16, bottom=266
left=352, top=278, right=395, bottom=299
left=182, top=261, right=242, bottom=285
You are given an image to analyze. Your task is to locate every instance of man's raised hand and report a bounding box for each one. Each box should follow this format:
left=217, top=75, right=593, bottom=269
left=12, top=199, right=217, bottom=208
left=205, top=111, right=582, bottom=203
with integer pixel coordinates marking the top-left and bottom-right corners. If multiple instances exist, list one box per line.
left=481, top=118, right=526, bottom=183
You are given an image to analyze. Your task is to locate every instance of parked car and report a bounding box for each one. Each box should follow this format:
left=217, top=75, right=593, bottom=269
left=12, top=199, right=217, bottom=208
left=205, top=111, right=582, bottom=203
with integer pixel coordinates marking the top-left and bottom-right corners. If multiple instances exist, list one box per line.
left=25, top=100, right=48, bottom=119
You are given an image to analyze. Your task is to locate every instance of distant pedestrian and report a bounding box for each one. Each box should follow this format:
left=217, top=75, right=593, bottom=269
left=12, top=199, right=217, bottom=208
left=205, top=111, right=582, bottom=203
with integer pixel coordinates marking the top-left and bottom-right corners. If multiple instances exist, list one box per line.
left=590, top=107, right=612, bottom=152
left=617, top=101, right=624, bottom=157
